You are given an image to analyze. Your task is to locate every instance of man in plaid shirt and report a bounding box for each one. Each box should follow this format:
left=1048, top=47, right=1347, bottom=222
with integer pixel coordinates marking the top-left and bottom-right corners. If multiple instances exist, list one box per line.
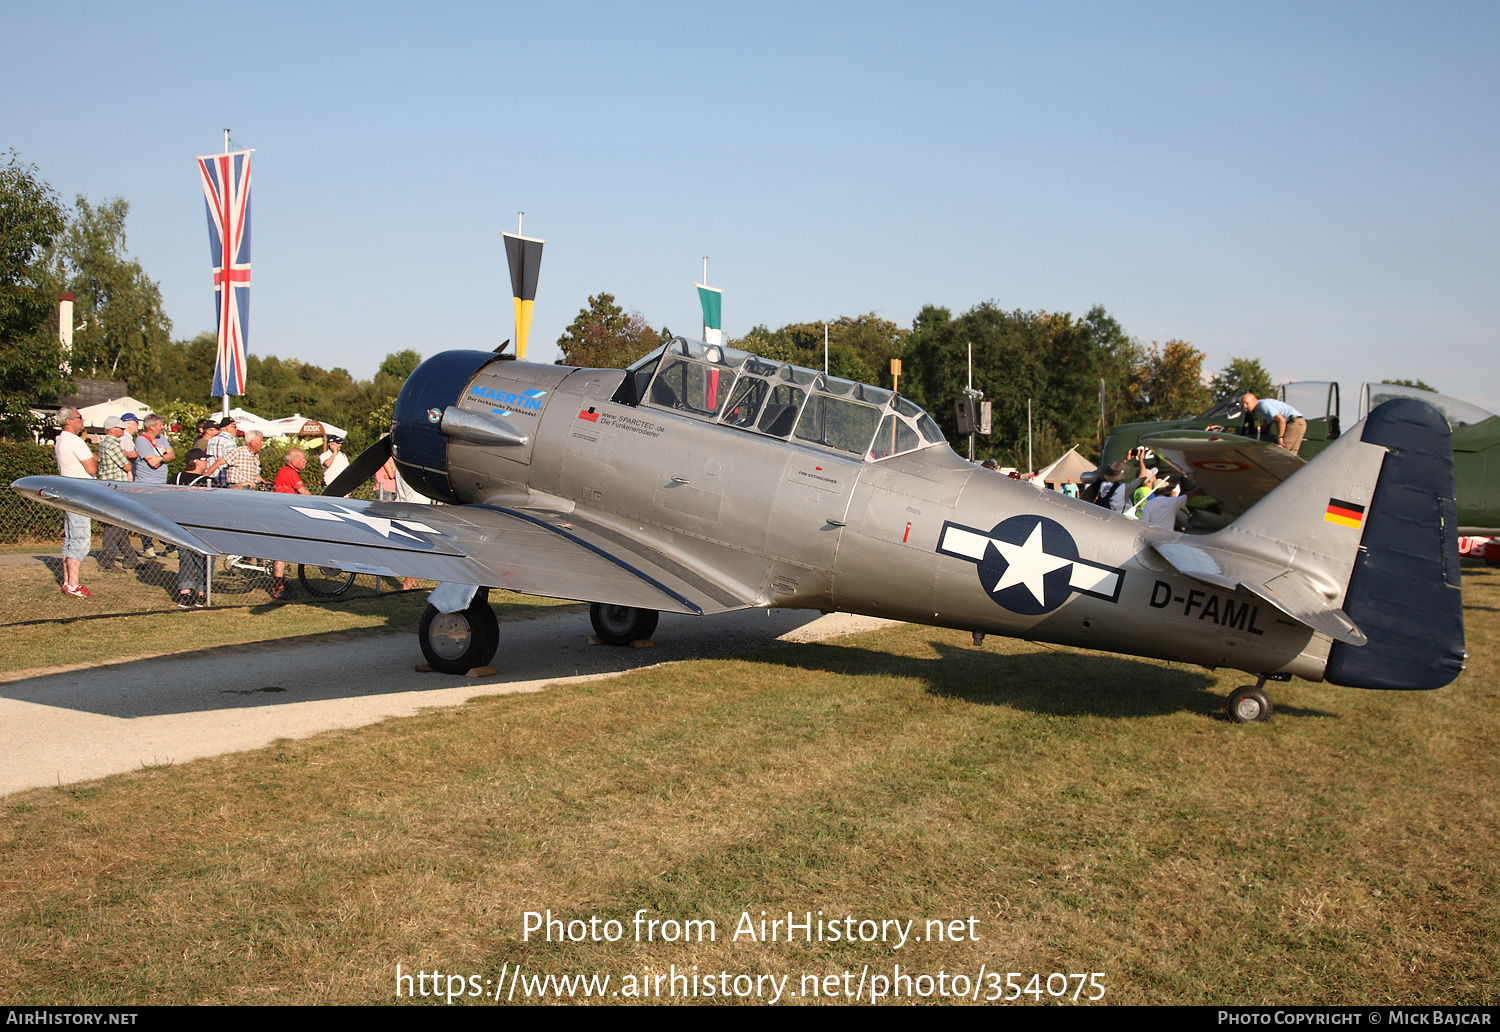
left=209, top=430, right=268, bottom=488
left=96, top=416, right=139, bottom=572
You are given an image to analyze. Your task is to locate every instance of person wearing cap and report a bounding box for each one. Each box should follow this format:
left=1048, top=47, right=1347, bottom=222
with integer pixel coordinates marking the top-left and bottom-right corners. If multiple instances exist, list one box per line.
left=170, top=450, right=215, bottom=607
left=96, top=416, right=140, bottom=572
left=320, top=436, right=349, bottom=485
left=1096, top=450, right=1154, bottom=515
left=1128, top=450, right=1158, bottom=519
left=53, top=407, right=98, bottom=599
left=119, top=412, right=141, bottom=466
left=131, top=415, right=175, bottom=556
left=1242, top=392, right=1307, bottom=454
left=205, top=416, right=238, bottom=486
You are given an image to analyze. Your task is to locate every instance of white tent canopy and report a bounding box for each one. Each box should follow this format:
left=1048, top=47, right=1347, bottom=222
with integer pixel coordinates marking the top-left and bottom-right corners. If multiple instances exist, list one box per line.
left=225, top=407, right=282, bottom=438
left=1037, top=445, right=1095, bottom=486
left=77, top=396, right=154, bottom=428
left=223, top=409, right=346, bottom=441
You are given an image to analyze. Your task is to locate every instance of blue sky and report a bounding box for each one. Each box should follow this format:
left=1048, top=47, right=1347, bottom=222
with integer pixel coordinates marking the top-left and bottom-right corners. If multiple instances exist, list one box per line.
left=6, top=1, right=1496, bottom=411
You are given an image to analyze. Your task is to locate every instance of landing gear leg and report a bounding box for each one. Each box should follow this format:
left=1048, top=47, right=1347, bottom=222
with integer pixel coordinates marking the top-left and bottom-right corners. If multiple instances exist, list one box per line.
left=419, top=588, right=499, bottom=674
left=1227, top=676, right=1274, bottom=723
left=589, top=603, right=659, bottom=646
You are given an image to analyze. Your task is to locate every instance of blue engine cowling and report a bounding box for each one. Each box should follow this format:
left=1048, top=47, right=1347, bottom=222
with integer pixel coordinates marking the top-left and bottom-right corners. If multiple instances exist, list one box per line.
left=390, top=350, right=502, bottom=504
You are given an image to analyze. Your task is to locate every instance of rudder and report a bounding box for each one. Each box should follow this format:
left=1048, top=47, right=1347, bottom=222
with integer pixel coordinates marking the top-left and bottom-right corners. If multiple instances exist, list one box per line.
left=1324, top=399, right=1465, bottom=689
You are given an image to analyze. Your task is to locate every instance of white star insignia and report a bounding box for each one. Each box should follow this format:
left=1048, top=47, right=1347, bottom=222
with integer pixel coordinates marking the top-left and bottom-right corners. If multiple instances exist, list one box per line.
left=987, top=523, right=1073, bottom=605
left=290, top=504, right=437, bottom=541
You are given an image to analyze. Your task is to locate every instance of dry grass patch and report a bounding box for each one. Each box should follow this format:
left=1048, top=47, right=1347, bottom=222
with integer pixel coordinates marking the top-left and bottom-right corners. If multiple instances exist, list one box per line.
left=0, top=569, right=1496, bottom=1004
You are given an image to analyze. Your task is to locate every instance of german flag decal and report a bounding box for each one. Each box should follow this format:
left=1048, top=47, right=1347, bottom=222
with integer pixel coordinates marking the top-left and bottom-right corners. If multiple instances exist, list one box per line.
left=1325, top=498, right=1366, bottom=529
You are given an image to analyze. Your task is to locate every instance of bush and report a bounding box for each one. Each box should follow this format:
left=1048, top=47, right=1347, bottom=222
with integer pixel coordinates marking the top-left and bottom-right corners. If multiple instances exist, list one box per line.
left=0, top=442, right=66, bottom=542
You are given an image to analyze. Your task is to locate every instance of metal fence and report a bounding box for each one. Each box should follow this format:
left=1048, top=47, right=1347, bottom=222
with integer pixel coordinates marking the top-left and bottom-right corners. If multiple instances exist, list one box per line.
left=1, top=490, right=428, bottom=626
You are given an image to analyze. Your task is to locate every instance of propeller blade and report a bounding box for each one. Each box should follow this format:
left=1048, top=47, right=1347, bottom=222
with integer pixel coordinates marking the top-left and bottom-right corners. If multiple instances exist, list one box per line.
left=323, top=435, right=392, bottom=497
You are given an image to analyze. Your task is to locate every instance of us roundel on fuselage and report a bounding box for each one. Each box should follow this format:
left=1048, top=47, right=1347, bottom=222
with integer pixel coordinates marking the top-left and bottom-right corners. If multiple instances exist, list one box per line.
left=936, top=515, right=1126, bottom=616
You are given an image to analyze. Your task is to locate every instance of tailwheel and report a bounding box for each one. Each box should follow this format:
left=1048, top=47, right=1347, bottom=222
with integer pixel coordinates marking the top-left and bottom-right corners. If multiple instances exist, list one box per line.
left=419, top=588, right=499, bottom=674
left=1227, top=684, right=1274, bottom=723
left=589, top=603, right=659, bottom=646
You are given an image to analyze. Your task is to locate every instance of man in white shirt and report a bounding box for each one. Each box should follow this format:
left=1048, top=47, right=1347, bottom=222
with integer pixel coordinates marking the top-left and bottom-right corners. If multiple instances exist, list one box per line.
left=1141, top=478, right=1202, bottom=530
left=320, top=436, right=349, bottom=486
left=53, top=407, right=98, bottom=598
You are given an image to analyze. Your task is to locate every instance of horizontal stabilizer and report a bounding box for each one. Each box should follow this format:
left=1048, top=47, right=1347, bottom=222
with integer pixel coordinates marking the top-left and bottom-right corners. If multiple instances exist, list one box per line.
left=1150, top=540, right=1366, bottom=646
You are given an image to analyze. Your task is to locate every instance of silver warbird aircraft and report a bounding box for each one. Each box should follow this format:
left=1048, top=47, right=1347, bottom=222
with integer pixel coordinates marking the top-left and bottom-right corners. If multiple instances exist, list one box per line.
left=14, top=338, right=1466, bottom=722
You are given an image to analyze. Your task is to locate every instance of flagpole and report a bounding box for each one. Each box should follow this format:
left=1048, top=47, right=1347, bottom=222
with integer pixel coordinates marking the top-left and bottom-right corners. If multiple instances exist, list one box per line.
left=221, top=128, right=230, bottom=416
left=220, top=128, right=229, bottom=414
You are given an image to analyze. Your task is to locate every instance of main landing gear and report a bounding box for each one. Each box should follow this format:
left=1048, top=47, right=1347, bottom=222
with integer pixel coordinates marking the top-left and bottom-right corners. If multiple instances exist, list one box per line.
left=1226, top=674, right=1288, bottom=723
left=417, top=595, right=664, bottom=675
left=419, top=588, right=500, bottom=674
left=589, top=603, right=659, bottom=646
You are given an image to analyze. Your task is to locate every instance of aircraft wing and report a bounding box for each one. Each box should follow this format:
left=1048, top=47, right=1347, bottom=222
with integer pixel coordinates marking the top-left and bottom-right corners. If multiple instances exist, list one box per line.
left=1141, top=431, right=1307, bottom=519
left=12, top=477, right=751, bottom=616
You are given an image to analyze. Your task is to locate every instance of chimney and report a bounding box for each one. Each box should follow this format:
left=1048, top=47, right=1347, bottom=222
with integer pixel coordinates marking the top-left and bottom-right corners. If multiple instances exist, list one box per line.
left=58, top=293, right=74, bottom=375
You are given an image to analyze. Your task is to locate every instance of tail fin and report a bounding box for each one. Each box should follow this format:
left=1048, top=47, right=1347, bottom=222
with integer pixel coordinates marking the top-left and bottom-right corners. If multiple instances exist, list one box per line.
left=1323, top=399, right=1465, bottom=689
left=1153, top=414, right=1388, bottom=648
left=1151, top=398, right=1464, bottom=689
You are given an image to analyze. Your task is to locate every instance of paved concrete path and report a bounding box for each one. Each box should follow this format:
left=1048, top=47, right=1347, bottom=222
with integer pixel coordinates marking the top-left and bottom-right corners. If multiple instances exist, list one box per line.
left=0, top=608, right=897, bottom=797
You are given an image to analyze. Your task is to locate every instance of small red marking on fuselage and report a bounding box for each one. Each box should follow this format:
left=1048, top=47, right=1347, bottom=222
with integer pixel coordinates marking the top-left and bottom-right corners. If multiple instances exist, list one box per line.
left=903, top=521, right=912, bottom=543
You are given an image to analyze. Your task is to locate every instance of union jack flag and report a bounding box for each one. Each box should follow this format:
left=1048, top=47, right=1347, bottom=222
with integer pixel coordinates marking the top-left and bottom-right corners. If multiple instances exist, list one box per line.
left=198, top=150, right=252, bottom=397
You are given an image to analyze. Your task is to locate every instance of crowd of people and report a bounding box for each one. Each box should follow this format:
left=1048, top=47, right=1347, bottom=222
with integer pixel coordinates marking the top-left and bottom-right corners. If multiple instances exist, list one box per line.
left=48, top=407, right=355, bottom=606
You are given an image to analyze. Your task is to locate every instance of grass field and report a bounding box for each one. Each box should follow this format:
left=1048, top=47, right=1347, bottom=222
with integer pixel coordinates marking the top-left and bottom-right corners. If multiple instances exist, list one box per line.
left=0, top=563, right=580, bottom=678
left=0, top=569, right=1495, bottom=1005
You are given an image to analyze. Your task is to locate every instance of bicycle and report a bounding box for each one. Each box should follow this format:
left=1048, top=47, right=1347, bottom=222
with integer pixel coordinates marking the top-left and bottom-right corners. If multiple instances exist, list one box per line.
left=215, top=554, right=354, bottom=598
left=297, top=564, right=357, bottom=597
left=215, top=553, right=272, bottom=594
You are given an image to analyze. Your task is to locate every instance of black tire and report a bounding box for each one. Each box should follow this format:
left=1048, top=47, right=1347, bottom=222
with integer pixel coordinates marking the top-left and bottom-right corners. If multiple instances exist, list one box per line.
left=298, top=564, right=356, bottom=598
left=419, top=592, right=499, bottom=674
left=1227, top=685, right=1274, bottom=723
left=589, top=603, right=659, bottom=646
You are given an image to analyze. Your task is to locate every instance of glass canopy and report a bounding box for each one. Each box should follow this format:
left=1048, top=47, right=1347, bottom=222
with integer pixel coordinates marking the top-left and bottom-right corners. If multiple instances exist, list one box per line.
left=619, top=338, right=945, bottom=462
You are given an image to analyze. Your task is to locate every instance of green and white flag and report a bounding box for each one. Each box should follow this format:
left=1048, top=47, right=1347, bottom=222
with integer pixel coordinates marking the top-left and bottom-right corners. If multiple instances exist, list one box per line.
left=696, top=283, right=723, bottom=346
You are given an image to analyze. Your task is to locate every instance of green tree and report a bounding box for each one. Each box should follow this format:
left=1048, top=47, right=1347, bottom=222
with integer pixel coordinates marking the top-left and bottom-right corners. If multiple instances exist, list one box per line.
left=142, top=331, right=219, bottom=404
left=1128, top=340, right=1210, bottom=422
left=555, top=293, right=664, bottom=368
left=1209, top=357, right=1275, bottom=401
left=377, top=349, right=422, bottom=382
left=1382, top=378, right=1436, bottom=392
left=50, top=195, right=172, bottom=388
left=727, top=313, right=909, bottom=389
left=1082, top=304, right=1145, bottom=434
left=0, top=153, right=70, bottom=436
left=901, top=301, right=1123, bottom=465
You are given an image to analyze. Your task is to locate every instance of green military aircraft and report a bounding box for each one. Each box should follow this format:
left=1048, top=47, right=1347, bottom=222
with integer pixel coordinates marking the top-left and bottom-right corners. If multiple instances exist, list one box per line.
left=1101, top=381, right=1500, bottom=536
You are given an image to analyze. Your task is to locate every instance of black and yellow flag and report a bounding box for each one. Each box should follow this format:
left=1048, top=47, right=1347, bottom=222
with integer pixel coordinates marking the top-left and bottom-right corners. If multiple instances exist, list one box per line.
left=503, top=232, right=545, bottom=359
